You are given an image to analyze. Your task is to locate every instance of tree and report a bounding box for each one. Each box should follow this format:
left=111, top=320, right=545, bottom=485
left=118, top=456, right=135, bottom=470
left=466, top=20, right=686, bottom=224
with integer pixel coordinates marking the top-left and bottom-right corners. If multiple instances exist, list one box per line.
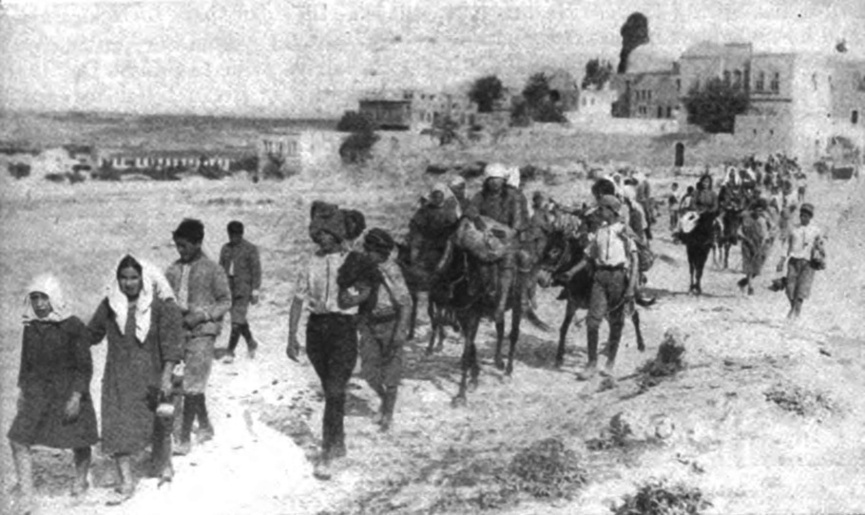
left=521, top=73, right=566, bottom=123
left=469, top=75, right=504, bottom=113
left=582, top=59, right=613, bottom=90
left=337, top=110, right=376, bottom=133
left=683, top=78, right=749, bottom=134
left=618, top=12, right=650, bottom=74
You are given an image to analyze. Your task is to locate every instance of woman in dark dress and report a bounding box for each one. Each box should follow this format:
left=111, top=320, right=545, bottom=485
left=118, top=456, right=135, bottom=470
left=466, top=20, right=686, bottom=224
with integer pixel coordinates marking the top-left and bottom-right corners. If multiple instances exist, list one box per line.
left=8, top=274, right=99, bottom=513
left=87, top=255, right=183, bottom=505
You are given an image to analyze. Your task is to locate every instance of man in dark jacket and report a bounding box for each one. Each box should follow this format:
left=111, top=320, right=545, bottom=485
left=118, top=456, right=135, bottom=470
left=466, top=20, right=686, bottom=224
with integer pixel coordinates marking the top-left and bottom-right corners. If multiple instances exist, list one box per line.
left=219, top=221, right=262, bottom=362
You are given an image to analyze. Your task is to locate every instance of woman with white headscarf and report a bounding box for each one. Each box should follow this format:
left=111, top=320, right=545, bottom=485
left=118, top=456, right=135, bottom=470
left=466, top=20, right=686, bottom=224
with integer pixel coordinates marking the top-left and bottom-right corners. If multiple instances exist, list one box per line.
left=8, top=274, right=98, bottom=512
left=87, top=255, right=183, bottom=504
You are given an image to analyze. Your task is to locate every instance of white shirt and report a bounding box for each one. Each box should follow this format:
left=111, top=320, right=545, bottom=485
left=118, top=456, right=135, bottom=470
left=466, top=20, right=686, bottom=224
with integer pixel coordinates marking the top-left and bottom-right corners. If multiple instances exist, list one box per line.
left=293, top=252, right=357, bottom=315
left=787, top=223, right=822, bottom=260
left=589, top=222, right=631, bottom=267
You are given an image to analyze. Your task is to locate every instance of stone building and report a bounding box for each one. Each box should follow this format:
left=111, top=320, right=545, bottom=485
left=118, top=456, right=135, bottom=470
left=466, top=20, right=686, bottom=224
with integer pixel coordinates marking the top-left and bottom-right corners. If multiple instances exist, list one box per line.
left=357, top=88, right=478, bottom=132
left=257, top=130, right=343, bottom=179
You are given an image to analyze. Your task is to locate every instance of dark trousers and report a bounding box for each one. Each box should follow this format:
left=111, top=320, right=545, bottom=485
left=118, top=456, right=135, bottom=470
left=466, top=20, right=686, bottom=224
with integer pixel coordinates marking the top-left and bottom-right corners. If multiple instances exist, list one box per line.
left=306, top=313, right=358, bottom=455
left=227, top=323, right=255, bottom=354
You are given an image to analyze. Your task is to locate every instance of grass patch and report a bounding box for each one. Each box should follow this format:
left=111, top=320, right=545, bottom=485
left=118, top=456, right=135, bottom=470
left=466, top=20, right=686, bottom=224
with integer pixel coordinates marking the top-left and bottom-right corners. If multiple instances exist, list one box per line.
left=636, top=330, right=687, bottom=392
left=613, top=478, right=711, bottom=515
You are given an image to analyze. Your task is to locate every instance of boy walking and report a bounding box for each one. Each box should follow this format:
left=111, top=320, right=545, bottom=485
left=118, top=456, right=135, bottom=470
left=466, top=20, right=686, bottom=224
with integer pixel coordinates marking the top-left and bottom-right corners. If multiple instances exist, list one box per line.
left=219, top=221, right=262, bottom=362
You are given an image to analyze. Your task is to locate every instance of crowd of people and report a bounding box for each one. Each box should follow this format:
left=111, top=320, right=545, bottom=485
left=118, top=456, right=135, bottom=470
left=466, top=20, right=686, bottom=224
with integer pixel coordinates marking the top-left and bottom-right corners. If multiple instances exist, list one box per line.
left=8, top=154, right=828, bottom=509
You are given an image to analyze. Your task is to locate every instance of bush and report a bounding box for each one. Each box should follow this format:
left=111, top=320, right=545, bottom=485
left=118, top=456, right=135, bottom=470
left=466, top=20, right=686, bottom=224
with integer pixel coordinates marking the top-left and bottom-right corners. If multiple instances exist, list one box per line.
left=337, top=110, right=376, bottom=133
left=339, top=131, right=380, bottom=164
left=7, top=162, right=31, bottom=179
left=501, top=437, right=587, bottom=499
left=45, top=173, right=67, bottom=183
left=613, top=479, right=711, bottom=515
left=230, top=154, right=259, bottom=172
left=683, top=78, right=749, bottom=133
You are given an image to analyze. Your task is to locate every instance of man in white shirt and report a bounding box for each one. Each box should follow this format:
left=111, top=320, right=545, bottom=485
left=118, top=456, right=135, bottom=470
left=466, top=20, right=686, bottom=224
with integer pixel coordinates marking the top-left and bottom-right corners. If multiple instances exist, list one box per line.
left=287, top=216, right=358, bottom=480
left=778, top=202, right=823, bottom=320
left=577, top=195, right=639, bottom=381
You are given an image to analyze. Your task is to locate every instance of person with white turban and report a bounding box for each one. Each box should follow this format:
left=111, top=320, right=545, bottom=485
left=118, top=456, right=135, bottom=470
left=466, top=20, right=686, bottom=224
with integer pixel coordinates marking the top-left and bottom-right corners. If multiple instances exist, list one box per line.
left=464, top=162, right=527, bottom=321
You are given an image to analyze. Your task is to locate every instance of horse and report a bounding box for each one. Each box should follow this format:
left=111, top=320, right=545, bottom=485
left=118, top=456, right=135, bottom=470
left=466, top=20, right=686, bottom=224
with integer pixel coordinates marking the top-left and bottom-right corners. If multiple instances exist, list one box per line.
left=679, top=210, right=718, bottom=295
left=432, top=241, right=524, bottom=406
left=537, top=213, right=646, bottom=368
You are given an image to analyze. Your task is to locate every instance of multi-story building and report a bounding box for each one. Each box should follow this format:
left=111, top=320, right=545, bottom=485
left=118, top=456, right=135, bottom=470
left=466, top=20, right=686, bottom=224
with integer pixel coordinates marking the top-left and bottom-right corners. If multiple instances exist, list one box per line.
left=357, top=88, right=478, bottom=131
left=257, top=129, right=343, bottom=179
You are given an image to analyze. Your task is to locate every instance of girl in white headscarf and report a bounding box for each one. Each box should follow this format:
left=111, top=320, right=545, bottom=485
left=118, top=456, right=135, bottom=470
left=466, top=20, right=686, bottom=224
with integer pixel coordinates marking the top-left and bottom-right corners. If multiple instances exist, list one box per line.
left=86, top=255, right=183, bottom=504
left=8, top=274, right=99, bottom=512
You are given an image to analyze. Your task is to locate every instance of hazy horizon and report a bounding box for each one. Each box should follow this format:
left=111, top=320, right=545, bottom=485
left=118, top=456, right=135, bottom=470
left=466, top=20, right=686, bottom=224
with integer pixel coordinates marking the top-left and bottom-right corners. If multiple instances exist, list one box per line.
left=2, top=0, right=863, bottom=118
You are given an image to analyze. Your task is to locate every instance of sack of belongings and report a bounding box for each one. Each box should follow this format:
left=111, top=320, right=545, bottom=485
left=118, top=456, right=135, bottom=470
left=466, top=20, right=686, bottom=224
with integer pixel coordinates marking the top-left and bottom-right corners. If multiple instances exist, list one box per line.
left=679, top=211, right=700, bottom=235
left=810, top=238, right=827, bottom=271
left=454, top=216, right=517, bottom=262
left=309, top=201, right=367, bottom=243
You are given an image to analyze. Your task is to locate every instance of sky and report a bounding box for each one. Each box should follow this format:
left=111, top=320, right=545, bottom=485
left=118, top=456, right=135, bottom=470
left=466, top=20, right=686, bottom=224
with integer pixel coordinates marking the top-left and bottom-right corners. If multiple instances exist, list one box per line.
left=1, top=0, right=863, bottom=118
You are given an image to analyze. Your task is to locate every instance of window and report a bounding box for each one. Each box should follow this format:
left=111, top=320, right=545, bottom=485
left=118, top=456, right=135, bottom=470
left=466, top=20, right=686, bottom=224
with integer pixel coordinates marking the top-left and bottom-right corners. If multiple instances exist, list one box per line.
left=853, top=110, right=860, bottom=125
left=733, top=70, right=743, bottom=88
left=657, top=106, right=663, bottom=117
left=648, top=91, right=652, bottom=101
left=667, top=106, right=673, bottom=118
left=771, top=72, right=780, bottom=93
left=769, top=129, right=774, bottom=137
left=723, top=70, right=731, bottom=85
left=755, top=71, right=765, bottom=91
left=676, top=79, right=681, bottom=92
left=753, top=129, right=757, bottom=136
left=812, top=73, right=818, bottom=90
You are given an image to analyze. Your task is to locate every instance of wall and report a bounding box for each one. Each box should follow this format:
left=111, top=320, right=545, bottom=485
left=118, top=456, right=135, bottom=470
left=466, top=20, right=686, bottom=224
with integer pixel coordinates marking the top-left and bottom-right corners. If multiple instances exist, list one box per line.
left=565, top=115, right=680, bottom=135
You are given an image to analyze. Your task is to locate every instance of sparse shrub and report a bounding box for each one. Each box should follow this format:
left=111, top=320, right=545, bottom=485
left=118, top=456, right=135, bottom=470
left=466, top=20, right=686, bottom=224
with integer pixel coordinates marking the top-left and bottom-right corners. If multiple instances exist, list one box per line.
left=339, top=131, right=380, bottom=165
left=764, top=383, right=838, bottom=418
left=501, top=437, right=587, bottom=499
left=7, top=162, right=31, bottom=179
left=613, top=479, right=711, bottom=515
left=636, top=329, right=687, bottom=391
left=510, top=97, right=532, bottom=127
left=586, top=412, right=634, bottom=450
left=44, top=173, right=66, bottom=183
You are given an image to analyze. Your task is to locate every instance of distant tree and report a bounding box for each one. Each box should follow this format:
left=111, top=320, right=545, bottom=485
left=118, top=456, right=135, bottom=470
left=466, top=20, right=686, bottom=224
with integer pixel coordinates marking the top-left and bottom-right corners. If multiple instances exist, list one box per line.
left=510, top=97, right=531, bottom=127
left=469, top=75, right=504, bottom=113
left=521, top=73, right=566, bottom=123
left=582, top=59, right=614, bottom=90
left=683, top=78, right=749, bottom=134
left=7, top=162, right=31, bottom=179
left=339, top=131, right=380, bottom=164
left=618, top=12, right=650, bottom=73
left=337, top=111, right=376, bottom=133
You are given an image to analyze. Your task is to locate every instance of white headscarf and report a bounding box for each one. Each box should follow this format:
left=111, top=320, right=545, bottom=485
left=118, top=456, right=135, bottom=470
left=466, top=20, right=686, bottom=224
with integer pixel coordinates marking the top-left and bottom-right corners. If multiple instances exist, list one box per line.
left=506, top=166, right=521, bottom=189
left=485, top=162, right=509, bottom=180
left=107, top=255, right=175, bottom=342
left=22, top=273, right=73, bottom=324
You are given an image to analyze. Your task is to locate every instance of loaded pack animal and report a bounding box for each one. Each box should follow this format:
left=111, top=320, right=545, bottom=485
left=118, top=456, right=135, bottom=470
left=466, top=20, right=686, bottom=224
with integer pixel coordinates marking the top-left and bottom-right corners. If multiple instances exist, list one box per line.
left=679, top=175, right=721, bottom=295
left=536, top=208, right=646, bottom=368
left=714, top=183, right=747, bottom=269
left=431, top=231, right=525, bottom=406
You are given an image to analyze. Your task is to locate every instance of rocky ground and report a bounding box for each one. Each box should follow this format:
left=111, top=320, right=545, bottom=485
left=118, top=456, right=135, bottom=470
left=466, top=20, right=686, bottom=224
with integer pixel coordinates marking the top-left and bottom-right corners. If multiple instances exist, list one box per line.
left=1, top=166, right=864, bottom=515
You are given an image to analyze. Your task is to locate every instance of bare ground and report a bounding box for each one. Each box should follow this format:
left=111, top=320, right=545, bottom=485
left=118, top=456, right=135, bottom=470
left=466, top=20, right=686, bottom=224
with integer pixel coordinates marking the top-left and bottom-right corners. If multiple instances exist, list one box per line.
left=1, top=167, right=864, bottom=515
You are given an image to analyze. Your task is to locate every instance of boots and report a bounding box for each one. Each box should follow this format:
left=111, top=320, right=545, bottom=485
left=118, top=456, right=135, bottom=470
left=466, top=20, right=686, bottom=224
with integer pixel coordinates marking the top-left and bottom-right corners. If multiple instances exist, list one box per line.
left=72, top=447, right=91, bottom=496
left=196, top=394, right=214, bottom=443
left=576, top=328, right=600, bottom=381
left=10, top=441, right=34, bottom=513
left=106, top=455, right=135, bottom=506
left=224, top=325, right=241, bottom=363
left=496, top=266, right=515, bottom=322
left=150, top=416, right=173, bottom=485
left=379, top=386, right=398, bottom=432
left=603, top=324, right=623, bottom=376
left=174, top=394, right=196, bottom=456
